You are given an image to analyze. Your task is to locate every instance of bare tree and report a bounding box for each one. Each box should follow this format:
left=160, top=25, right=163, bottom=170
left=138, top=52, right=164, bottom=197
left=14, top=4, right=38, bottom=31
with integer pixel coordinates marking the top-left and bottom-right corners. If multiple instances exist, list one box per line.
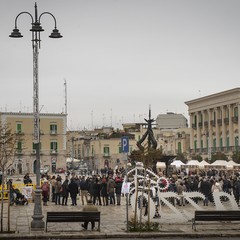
left=0, top=121, right=18, bottom=232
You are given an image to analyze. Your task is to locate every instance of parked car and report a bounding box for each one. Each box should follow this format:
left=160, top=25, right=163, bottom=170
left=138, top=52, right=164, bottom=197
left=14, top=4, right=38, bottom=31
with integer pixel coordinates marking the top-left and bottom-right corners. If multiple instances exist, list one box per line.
left=55, top=168, right=65, bottom=174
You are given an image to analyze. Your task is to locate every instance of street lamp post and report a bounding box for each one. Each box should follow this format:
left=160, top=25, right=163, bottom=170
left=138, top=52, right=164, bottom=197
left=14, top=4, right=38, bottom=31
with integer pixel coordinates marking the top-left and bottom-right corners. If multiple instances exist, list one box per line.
left=9, top=3, right=62, bottom=230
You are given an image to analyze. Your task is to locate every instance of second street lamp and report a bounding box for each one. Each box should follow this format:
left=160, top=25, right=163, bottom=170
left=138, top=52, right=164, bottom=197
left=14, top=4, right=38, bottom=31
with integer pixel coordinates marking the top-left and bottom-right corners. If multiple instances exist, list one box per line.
left=9, top=3, right=62, bottom=230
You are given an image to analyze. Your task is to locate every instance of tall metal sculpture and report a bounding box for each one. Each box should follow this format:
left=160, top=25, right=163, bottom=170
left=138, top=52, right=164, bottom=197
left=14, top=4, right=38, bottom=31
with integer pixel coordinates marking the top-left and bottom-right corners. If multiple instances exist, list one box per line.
left=137, top=106, right=157, bottom=152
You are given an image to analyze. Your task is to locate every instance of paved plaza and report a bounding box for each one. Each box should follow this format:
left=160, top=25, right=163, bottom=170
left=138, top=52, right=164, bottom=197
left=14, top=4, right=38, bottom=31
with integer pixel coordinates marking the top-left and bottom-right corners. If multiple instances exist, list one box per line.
left=1, top=196, right=240, bottom=239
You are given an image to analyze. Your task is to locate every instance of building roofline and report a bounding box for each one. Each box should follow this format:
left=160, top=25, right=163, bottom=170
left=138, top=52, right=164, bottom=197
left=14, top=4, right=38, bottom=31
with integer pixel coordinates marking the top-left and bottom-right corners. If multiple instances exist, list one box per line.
left=185, top=88, right=240, bottom=106
left=0, top=111, right=67, bottom=117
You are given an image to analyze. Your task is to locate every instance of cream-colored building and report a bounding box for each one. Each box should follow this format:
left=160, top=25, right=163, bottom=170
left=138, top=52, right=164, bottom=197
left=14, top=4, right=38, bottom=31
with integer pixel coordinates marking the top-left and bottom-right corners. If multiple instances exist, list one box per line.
left=156, top=128, right=190, bottom=156
left=0, top=112, right=67, bottom=174
left=185, top=88, right=240, bottom=160
left=66, top=127, right=137, bottom=174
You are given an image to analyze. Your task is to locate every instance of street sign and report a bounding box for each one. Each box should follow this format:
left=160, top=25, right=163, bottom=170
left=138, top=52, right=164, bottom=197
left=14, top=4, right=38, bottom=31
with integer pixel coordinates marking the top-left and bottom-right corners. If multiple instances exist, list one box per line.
left=121, top=136, right=129, bottom=153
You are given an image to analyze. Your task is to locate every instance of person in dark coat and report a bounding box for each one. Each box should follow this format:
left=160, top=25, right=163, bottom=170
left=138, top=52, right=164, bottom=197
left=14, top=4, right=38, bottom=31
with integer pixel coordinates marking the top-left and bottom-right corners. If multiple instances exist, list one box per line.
left=61, top=176, right=69, bottom=205
left=100, top=176, right=108, bottom=206
left=92, top=178, right=102, bottom=205
left=68, top=178, right=79, bottom=206
left=199, top=177, right=212, bottom=206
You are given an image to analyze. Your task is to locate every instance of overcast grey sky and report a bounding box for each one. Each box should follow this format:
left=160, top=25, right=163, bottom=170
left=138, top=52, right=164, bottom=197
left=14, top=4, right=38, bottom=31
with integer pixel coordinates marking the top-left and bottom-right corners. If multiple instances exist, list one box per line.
left=1, top=0, right=240, bottom=130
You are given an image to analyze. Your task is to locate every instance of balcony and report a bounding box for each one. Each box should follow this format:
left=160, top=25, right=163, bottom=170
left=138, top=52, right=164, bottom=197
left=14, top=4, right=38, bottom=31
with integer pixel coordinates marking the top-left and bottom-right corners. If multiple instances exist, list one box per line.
left=204, top=121, right=209, bottom=127
left=224, top=118, right=229, bottom=124
left=192, top=123, right=197, bottom=129
left=198, top=122, right=203, bottom=128
left=210, top=120, right=216, bottom=127
left=16, top=149, right=23, bottom=155
left=217, top=119, right=222, bottom=126
left=50, top=149, right=58, bottom=155
left=16, top=130, right=24, bottom=135
left=50, top=130, right=57, bottom=135
left=232, top=116, right=238, bottom=124
left=103, top=153, right=111, bottom=157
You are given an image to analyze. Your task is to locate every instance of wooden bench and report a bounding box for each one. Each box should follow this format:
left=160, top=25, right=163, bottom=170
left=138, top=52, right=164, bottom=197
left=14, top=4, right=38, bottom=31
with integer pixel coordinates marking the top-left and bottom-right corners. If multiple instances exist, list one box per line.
left=192, top=210, right=240, bottom=231
left=46, top=211, right=100, bottom=232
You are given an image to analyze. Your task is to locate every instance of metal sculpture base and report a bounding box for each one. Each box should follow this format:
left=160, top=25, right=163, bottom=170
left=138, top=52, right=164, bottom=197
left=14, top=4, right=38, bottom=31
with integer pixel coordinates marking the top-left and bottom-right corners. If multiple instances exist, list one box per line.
left=31, top=187, right=44, bottom=230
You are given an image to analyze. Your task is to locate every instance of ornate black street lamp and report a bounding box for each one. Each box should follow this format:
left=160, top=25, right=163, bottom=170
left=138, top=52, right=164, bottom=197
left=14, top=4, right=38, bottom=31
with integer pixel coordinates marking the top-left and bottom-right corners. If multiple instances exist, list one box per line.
left=9, top=2, right=62, bottom=230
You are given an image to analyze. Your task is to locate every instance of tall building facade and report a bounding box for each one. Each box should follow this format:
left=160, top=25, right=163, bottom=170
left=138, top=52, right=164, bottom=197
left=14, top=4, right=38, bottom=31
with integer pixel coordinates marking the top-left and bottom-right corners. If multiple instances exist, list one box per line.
left=0, top=112, right=67, bottom=174
left=185, top=88, right=240, bottom=160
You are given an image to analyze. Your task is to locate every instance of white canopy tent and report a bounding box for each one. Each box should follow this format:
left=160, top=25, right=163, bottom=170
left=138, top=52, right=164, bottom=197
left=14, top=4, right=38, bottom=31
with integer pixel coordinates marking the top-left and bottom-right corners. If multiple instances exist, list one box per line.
left=198, top=160, right=210, bottom=169
left=170, top=160, right=185, bottom=168
left=185, top=160, right=200, bottom=166
left=227, top=160, right=240, bottom=169
left=210, top=160, right=228, bottom=169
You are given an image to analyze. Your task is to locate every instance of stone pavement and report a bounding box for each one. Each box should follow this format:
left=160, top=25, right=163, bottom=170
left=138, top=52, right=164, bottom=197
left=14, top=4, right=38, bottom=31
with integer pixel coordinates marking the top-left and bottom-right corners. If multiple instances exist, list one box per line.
left=1, top=198, right=240, bottom=239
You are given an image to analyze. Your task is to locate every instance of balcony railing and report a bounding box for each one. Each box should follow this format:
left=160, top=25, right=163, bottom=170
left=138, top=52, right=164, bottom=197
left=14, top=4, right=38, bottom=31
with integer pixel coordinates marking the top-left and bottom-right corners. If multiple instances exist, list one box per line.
left=224, top=118, right=229, bottom=124
left=50, top=149, right=58, bottom=155
left=232, top=116, right=238, bottom=124
left=198, top=122, right=203, bottom=128
left=50, top=130, right=57, bottom=135
left=192, top=123, right=197, bottom=129
left=217, top=119, right=222, bottom=126
left=210, top=120, right=216, bottom=127
left=204, top=121, right=209, bottom=127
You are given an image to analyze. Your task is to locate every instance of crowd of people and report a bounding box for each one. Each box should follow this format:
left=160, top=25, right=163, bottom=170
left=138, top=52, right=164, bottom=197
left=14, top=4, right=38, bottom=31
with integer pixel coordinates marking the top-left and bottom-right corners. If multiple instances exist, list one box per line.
left=157, top=169, right=240, bottom=207
left=40, top=172, right=124, bottom=207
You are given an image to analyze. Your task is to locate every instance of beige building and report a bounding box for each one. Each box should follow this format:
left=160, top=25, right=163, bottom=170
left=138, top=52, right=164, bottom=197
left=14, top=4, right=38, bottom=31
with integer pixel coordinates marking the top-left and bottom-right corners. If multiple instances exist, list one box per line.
left=156, top=128, right=190, bottom=156
left=185, top=88, right=240, bottom=160
left=66, top=127, right=137, bottom=174
left=0, top=112, right=67, bottom=174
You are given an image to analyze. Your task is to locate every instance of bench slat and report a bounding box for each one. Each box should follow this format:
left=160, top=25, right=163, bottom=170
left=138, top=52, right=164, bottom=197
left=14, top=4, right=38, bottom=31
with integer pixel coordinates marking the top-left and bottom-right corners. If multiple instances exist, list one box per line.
left=46, top=211, right=101, bottom=232
left=192, top=210, right=240, bottom=231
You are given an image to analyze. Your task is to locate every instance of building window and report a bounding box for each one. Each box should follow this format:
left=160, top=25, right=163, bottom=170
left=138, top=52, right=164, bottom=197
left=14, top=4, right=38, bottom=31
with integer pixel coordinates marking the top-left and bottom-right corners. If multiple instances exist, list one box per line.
left=194, top=140, right=197, bottom=151
left=17, top=141, right=22, bottom=152
left=235, top=136, right=239, bottom=149
left=213, top=138, right=216, bottom=152
left=50, top=123, right=57, bottom=134
left=226, top=137, right=230, bottom=150
left=234, top=107, right=238, bottom=117
left=200, top=140, right=203, bottom=149
left=16, top=122, right=22, bottom=134
left=103, top=146, right=110, bottom=156
left=177, top=142, right=182, bottom=153
left=220, top=138, right=223, bottom=148
left=50, top=141, right=58, bottom=153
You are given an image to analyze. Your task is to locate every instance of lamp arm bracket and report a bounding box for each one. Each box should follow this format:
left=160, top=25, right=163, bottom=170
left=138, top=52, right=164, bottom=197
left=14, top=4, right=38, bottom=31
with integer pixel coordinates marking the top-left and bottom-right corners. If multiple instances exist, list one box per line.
left=39, top=12, right=58, bottom=28
left=14, top=11, right=34, bottom=28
